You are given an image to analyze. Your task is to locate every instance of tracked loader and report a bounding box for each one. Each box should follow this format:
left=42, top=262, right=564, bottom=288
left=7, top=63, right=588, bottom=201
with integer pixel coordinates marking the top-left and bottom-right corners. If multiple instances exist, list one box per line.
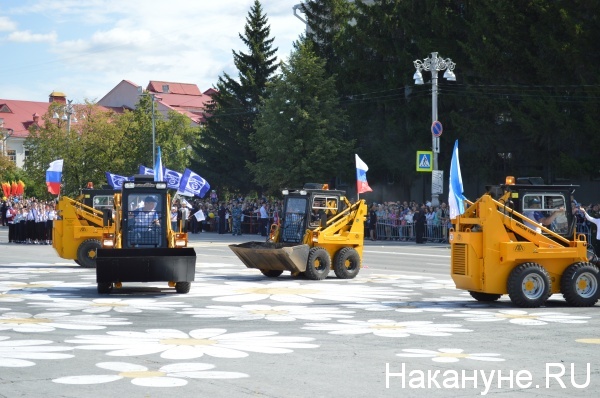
left=450, top=176, right=599, bottom=307
left=94, top=175, right=196, bottom=294
left=230, top=184, right=367, bottom=280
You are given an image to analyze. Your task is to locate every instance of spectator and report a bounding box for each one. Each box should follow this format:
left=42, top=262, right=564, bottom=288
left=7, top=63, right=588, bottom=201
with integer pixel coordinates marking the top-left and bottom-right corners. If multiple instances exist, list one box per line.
left=218, top=202, right=227, bottom=234
left=414, top=204, right=427, bottom=244
left=231, top=201, right=242, bottom=236
left=170, top=206, right=178, bottom=231
left=368, top=204, right=377, bottom=241
left=581, top=206, right=600, bottom=254
left=255, top=201, right=269, bottom=236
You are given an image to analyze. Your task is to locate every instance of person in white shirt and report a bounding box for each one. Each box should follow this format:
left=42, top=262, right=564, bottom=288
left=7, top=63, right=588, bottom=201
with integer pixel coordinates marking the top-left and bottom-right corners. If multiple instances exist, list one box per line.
left=170, top=206, right=178, bottom=231
left=255, top=202, right=269, bottom=236
left=35, top=203, right=47, bottom=244
left=581, top=207, right=600, bottom=255
left=45, top=204, right=56, bottom=244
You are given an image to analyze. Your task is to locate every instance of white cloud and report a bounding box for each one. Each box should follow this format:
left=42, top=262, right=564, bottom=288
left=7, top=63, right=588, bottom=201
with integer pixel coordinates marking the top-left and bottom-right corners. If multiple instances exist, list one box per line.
left=8, top=30, right=57, bottom=43
left=0, top=16, right=17, bottom=31
left=2, top=0, right=307, bottom=102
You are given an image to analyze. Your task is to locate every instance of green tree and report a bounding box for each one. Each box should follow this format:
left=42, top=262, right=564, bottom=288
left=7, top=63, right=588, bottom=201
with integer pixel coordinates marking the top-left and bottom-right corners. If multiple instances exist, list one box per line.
left=24, top=102, right=129, bottom=197
left=24, top=99, right=200, bottom=198
left=301, top=0, right=354, bottom=76
left=249, top=39, right=352, bottom=193
left=192, top=0, right=278, bottom=194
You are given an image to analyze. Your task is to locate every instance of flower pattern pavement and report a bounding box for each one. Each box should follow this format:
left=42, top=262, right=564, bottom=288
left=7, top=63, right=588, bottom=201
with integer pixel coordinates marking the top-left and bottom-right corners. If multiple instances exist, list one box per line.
left=0, top=254, right=596, bottom=396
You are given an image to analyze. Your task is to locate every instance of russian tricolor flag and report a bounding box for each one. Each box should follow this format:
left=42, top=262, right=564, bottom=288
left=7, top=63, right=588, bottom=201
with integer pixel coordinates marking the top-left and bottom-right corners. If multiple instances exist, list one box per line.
left=46, top=159, right=63, bottom=195
left=355, top=154, right=373, bottom=194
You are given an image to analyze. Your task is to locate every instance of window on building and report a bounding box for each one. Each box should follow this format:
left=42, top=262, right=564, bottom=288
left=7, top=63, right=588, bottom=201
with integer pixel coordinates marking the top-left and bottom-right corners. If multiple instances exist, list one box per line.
left=7, top=150, right=16, bottom=164
left=24, top=150, right=30, bottom=161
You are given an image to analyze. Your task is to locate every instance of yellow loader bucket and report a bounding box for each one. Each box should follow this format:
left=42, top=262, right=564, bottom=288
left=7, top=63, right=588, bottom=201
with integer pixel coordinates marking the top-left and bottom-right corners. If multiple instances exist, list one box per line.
left=229, top=242, right=310, bottom=273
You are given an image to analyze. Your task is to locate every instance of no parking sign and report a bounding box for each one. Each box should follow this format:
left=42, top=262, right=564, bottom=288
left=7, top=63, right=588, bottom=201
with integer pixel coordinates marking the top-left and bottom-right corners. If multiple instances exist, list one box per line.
left=431, top=121, right=443, bottom=137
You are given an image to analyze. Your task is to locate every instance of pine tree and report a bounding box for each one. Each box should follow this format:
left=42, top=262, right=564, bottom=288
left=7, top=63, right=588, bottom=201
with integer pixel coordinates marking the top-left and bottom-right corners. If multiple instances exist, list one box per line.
left=300, top=0, right=354, bottom=76
left=191, top=0, right=278, bottom=194
left=249, top=39, right=353, bottom=194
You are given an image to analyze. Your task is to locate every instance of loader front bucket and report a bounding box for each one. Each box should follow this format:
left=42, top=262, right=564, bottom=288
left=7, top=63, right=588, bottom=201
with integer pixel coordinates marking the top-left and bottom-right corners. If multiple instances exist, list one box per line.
left=229, top=242, right=310, bottom=273
left=96, top=248, right=196, bottom=283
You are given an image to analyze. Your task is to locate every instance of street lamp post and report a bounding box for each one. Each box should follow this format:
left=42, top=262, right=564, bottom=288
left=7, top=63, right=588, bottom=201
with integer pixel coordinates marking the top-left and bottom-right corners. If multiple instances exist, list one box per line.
left=0, top=127, right=14, bottom=157
left=137, top=87, right=157, bottom=164
left=52, top=99, right=77, bottom=133
left=413, top=52, right=456, bottom=207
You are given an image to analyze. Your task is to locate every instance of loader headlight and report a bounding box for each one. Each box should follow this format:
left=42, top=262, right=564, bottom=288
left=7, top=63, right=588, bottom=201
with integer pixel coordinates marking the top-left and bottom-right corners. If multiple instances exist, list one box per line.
left=300, top=190, right=307, bottom=195
left=123, top=182, right=135, bottom=189
left=282, top=189, right=289, bottom=195
left=156, top=182, right=167, bottom=189
left=102, top=239, right=114, bottom=247
left=175, top=234, right=187, bottom=247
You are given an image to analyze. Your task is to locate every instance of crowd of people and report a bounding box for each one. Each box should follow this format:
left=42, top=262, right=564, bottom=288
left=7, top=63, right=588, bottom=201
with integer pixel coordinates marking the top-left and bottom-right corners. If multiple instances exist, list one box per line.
left=175, top=192, right=281, bottom=237
left=1, top=199, right=56, bottom=244
left=367, top=201, right=450, bottom=243
left=2, top=192, right=600, bottom=254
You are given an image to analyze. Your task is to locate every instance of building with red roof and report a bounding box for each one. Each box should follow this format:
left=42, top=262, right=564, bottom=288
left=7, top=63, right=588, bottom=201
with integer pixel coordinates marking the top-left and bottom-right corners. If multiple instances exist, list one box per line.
left=98, top=80, right=214, bottom=125
left=0, top=92, right=73, bottom=167
left=1, top=80, right=214, bottom=169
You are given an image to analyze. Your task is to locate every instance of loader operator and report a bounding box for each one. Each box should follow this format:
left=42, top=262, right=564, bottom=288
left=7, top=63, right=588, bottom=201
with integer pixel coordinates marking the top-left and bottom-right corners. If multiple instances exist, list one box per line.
left=523, top=197, right=564, bottom=232
left=128, top=195, right=160, bottom=246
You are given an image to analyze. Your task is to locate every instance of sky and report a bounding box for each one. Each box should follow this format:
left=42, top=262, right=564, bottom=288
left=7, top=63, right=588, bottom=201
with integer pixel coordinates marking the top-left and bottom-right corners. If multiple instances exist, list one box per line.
left=0, top=0, right=308, bottom=103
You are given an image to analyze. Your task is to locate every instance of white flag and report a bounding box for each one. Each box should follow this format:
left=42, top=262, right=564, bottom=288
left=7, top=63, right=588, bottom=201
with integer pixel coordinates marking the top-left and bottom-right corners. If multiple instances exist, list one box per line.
left=194, top=210, right=206, bottom=222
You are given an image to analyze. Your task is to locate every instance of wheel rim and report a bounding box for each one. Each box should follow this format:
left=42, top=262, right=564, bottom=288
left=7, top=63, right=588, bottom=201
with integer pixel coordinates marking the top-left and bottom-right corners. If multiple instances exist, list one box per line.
left=313, top=258, right=325, bottom=271
left=575, top=272, right=598, bottom=298
left=344, top=258, right=355, bottom=270
left=521, top=274, right=546, bottom=300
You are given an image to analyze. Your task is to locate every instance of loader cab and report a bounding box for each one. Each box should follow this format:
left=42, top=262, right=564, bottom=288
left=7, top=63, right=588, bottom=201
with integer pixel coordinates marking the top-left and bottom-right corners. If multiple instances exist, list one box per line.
left=79, top=188, right=116, bottom=225
left=80, top=188, right=115, bottom=212
left=280, top=184, right=346, bottom=243
left=120, top=178, right=169, bottom=248
left=504, top=183, right=576, bottom=239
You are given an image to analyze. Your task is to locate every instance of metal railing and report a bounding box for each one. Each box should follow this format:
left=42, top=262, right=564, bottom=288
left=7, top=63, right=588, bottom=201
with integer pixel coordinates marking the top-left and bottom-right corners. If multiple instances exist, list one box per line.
left=372, top=218, right=594, bottom=245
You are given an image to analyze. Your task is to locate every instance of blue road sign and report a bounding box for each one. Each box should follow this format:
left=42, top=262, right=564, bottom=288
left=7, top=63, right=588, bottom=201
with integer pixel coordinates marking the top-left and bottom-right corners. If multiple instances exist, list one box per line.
left=416, top=151, right=433, bottom=172
left=432, top=121, right=443, bottom=137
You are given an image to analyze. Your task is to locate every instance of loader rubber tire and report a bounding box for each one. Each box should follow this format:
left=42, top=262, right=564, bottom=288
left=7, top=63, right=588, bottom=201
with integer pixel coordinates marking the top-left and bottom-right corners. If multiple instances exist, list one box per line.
left=305, top=247, right=331, bottom=280
left=97, top=282, right=112, bottom=294
left=468, top=291, right=502, bottom=302
left=507, top=262, right=551, bottom=308
left=561, top=262, right=600, bottom=307
left=175, top=282, right=191, bottom=294
left=333, top=247, right=361, bottom=279
left=260, top=269, right=284, bottom=278
left=77, top=239, right=101, bottom=268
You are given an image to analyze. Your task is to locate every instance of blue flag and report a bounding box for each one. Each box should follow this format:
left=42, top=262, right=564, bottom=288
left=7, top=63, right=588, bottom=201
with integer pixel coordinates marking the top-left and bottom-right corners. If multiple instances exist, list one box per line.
left=105, top=172, right=133, bottom=190
left=154, top=146, right=164, bottom=182
left=164, top=167, right=183, bottom=190
left=448, top=140, right=467, bottom=219
left=177, top=168, right=210, bottom=198
left=139, top=165, right=154, bottom=175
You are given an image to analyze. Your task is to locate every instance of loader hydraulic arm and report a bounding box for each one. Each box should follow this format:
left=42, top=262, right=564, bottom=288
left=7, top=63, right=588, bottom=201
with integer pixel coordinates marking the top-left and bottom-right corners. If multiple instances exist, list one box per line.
left=57, top=196, right=106, bottom=227
left=304, top=198, right=367, bottom=243
left=454, top=193, right=573, bottom=248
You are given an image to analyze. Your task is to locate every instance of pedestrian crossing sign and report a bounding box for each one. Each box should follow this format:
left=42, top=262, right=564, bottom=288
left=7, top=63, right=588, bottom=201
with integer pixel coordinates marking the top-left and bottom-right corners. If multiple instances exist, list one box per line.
left=416, top=151, right=433, bottom=172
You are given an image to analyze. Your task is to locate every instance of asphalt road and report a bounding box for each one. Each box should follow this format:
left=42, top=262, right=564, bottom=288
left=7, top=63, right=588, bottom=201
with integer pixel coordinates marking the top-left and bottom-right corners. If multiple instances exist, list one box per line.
left=0, top=229, right=598, bottom=398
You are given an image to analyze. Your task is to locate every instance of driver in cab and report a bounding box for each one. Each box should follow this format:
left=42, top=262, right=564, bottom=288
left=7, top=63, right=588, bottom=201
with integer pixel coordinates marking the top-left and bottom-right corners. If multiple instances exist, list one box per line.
left=523, top=197, right=564, bottom=232
left=132, top=196, right=160, bottom=229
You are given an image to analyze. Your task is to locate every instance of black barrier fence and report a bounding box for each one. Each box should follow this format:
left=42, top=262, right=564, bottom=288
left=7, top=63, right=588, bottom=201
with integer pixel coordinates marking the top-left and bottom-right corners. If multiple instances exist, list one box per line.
left=374, top=219, right=595, bottom=245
